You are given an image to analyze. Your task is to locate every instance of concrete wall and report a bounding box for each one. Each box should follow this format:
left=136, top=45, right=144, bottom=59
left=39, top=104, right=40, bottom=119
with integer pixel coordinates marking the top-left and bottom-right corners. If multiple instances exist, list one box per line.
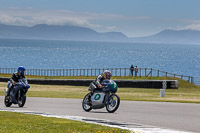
left=0, top=77, right=178, bottom=89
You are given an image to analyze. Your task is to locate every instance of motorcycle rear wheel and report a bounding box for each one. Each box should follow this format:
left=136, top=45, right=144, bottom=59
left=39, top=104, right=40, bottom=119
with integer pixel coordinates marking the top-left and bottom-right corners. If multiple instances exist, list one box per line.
left=18, top=90, right=26, bottom=107
left=4, top=96, right=12, bottom=107
left=82, top=92, right=92, bottom=112
left=106, top=94, right=120, bottom=113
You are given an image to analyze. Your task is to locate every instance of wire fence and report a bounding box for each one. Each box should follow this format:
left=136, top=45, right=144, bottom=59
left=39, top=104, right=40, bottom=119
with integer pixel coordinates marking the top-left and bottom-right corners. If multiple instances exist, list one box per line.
left=0, top=67, right=199, bottom=85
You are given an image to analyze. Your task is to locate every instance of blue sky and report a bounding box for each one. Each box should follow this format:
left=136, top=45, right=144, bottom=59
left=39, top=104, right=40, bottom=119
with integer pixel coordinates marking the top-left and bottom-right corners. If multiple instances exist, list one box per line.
left=0, top=0, right=200, bottom=37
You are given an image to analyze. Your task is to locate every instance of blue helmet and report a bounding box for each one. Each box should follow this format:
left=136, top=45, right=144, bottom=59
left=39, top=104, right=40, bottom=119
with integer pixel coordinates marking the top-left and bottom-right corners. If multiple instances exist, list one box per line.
left=17, top=66, right=26, bottom=76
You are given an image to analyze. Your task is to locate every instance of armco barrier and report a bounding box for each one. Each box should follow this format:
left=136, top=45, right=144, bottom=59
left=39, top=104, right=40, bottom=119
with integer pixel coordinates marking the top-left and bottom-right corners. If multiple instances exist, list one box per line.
left=0, top=77, right=178, bottom=89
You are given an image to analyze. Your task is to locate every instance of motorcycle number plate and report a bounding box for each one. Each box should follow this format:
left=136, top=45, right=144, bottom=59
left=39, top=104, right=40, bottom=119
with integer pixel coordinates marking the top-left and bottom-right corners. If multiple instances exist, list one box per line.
left=91, top=93, right=105, bottom=103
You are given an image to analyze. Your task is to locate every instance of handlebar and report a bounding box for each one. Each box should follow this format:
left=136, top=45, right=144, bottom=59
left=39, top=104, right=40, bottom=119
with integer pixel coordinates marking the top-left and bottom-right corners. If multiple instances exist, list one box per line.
left=15, top=79, right=30, bottom=89
left=99, top=85, right=108, bottom=88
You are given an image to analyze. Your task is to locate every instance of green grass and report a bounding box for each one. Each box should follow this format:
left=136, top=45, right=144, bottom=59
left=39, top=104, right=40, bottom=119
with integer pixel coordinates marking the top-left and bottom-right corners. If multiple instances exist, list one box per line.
left=1, top=74, right=200, bottom=103
left=0, top=111, right=130, bottom=133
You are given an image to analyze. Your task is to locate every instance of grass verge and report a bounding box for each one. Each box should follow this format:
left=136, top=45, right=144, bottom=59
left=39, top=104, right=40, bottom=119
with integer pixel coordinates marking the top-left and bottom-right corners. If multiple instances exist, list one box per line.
left=0, top=111, right=129, bottom=133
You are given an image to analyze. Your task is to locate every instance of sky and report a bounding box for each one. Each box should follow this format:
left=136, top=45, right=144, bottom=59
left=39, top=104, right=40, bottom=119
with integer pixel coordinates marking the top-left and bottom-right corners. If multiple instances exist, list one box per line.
left=0, top=0, right=200, bottom=37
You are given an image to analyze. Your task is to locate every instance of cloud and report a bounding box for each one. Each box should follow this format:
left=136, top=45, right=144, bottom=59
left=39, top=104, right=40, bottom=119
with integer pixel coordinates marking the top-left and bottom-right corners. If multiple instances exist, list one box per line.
left=107, top=26, right=117, bottom=30
left=0, top=8, right=132, bottom=29
left=171, top=19, right=200, bottom=31
left=0, top=8, right=152, bottom=37
left=173, top=23, right=200, bottom=31
left=0, top=8, right=104, bottom=28
left=182, top=23, right=200, bottom=31
left=0, top=8, right=150, bottom=28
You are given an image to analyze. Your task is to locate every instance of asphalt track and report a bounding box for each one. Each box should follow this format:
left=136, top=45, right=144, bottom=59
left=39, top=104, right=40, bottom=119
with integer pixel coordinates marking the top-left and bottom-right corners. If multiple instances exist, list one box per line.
left=0, top=96, right=199, bottom=133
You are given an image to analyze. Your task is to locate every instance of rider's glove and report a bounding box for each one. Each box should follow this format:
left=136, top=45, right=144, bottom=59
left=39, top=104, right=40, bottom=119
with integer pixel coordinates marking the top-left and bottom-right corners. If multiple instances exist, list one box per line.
left=98, top=84, right=103, bottom=88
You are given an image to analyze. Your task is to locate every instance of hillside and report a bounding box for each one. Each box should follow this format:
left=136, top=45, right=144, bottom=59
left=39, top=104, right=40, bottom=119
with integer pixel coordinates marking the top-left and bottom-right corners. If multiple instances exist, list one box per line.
left=0, top=24, right=128, bottom=42
left=0, top=23, right=200, bottom=44
left=130, top=29, right=200, bottom=44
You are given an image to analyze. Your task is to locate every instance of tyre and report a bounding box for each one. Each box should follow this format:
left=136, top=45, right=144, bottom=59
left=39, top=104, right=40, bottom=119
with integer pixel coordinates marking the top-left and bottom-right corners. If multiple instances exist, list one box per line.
left=4, top=96, right=12, bottom=107
left=82, top=93, right=92, bottom=112
left=106, top=94, right=120, bottom=113
left=17, top=90, right=26, bottom=107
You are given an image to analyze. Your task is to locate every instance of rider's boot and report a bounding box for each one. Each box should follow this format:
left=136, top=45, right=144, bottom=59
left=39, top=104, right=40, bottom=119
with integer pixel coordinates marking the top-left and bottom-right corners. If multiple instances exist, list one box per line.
left=87, top=94, right=92, bottom=106
left=6, top=85, right=13, bottom=96
left=4, top=88, right=8, bottom=96
left=6, top=88, right=10, bottom=96
left=105, top=94, right=110, bottom=105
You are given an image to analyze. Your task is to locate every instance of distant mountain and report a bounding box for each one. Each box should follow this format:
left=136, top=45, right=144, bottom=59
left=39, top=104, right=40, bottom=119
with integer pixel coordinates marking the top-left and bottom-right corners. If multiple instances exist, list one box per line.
left=130, top=29, right=200, bottom=44
left=0, top=24, right=128, bottom=42
left=0, top=23, right=200, bottom=44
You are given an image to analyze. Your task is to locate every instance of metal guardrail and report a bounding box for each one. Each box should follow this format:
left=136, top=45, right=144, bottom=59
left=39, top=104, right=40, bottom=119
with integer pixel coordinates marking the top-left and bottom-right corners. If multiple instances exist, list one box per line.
left=0, top=67, right=198, bottom=85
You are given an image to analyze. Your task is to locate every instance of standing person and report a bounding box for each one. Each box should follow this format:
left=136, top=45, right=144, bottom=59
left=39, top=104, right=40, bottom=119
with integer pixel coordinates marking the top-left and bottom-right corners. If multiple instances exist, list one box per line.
left=6, top=66, right=26, bottom=96
left=130, top=65, right=134, bottom=76
left=135, top=66, right=138, bottom=76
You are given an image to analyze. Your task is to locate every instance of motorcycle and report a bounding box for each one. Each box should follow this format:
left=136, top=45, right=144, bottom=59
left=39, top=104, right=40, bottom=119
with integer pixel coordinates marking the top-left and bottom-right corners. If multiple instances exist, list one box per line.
left=4, top=78, right=30, bottom=107
left=82, top=80, right=120, bottom=113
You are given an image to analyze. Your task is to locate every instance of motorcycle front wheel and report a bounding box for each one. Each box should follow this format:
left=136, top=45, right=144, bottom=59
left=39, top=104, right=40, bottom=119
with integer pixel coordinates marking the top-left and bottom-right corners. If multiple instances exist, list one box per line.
left=106, top=94, right=120, bottom=113
left=4, top=96, right=12, bottom=107
left=82, top=92, right=92, bottom=112
left=17, top=89, right=26, bottom=107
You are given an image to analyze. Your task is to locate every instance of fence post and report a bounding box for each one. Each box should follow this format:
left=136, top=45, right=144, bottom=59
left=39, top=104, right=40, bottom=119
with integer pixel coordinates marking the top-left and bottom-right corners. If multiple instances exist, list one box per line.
left=191, top=77, right=194, bottom=84
left=124, top=68, right=126, bottom=77
left=157, top=70, right=160, bottom=77
left=145, top=68, right=147, bottom=76
left=87, top=69, right=89, bottom=76
left=188, top=76, right=190, bottom=82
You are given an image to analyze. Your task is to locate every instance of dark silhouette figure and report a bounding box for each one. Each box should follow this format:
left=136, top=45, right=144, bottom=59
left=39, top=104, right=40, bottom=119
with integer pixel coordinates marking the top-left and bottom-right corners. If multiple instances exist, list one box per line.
left=130, top=65, right=134, bottom=76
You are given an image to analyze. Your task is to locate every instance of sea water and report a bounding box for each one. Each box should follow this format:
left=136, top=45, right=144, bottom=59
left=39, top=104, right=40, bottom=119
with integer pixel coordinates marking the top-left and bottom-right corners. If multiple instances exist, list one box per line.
left=0, top=38, right=200, bottom=77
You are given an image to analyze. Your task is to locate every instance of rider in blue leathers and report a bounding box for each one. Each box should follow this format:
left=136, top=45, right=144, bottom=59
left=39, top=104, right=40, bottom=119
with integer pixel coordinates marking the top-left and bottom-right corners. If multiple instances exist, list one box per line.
left=6, top=66, right=26, bottom=96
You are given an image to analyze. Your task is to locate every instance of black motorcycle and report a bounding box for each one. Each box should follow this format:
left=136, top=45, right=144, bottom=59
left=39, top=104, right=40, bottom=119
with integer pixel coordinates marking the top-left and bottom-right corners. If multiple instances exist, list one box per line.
left=82, top=80, right=120, bottom=113
left=4, top=78, right=30, bottom=107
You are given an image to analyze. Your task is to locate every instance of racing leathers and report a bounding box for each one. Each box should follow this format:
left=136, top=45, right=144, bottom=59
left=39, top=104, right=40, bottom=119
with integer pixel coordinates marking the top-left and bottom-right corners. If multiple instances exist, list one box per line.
left=89, top=73, right=105, bottom=91
left=7, top=72, right=25, bottom=96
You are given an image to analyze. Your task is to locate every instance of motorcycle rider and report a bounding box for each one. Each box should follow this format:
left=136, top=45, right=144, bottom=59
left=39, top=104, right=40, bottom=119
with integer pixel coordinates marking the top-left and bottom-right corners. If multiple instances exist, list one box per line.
left=6, top=66, right=26, bottom=96
left=90, top=70, right=112, bottom=91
